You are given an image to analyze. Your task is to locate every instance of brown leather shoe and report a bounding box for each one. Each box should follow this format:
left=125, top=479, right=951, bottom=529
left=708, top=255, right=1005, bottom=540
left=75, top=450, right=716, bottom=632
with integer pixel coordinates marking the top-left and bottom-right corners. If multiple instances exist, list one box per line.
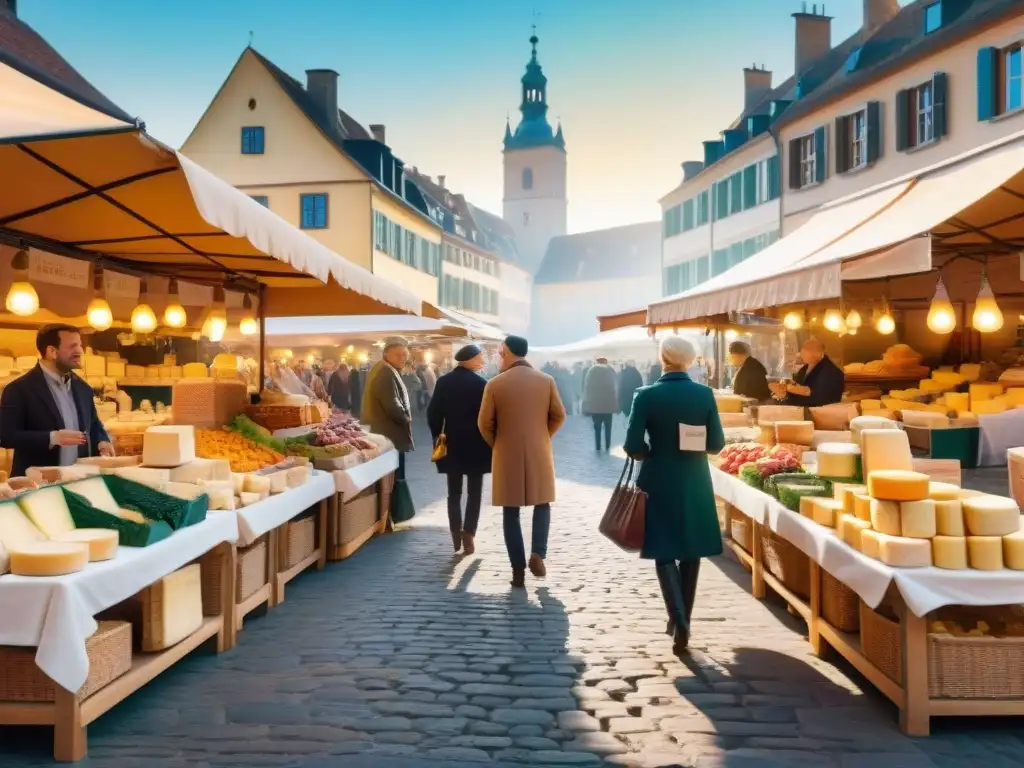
left=461, top=531, right=475, bottom=555
left=510, top=568, right=526, bottom=588
left=528, top=554, right=546, bottom=578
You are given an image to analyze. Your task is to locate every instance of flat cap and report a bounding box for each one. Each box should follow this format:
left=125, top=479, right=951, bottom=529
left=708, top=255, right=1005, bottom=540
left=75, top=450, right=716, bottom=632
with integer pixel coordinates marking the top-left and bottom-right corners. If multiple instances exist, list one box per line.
left=455, top=344, right=482, bottom=362
left=504, top=335, right=528, bottom=357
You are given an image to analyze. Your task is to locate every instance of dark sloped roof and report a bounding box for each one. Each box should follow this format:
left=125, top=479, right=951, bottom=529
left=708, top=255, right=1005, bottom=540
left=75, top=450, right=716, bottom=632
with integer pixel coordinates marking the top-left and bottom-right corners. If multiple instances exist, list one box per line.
left=468, top=204, right=526, bottom=269
left=0, top=1, right=134, bottom=124
left=404, top=169, right=500, bottom=257
left=534, top=222, right=661, bottom=285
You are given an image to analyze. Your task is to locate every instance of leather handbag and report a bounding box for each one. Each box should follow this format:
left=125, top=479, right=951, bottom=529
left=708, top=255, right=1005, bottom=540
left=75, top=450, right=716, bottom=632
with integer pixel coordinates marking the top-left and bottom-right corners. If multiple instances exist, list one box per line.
left=431, top=420, right=447, bottom=462
left=599, top=458, right=646, bottom=553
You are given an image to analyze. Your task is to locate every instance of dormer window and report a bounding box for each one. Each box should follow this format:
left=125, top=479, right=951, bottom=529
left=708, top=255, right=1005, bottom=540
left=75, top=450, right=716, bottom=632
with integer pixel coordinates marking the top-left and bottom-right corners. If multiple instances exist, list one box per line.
left=924, top=2, right=942, bottom=34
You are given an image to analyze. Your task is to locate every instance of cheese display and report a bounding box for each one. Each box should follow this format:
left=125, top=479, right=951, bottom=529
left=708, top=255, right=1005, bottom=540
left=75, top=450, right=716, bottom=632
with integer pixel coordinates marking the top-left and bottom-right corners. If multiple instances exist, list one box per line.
left=167, top=458, right=232, bottom=484
left=143, top=426, right=197, bottom=467
left=1003, top=529, right=1024, bottom=570
left=65, top=477, right=119, bottom=514
left=774, top=421, right=814, bottom=446
left=870, top=499, right=902, bottom=537
left=961, top=495, right=1021, bottom=537
left=141, top=563, right=204, bottom=651
left=196, top=429, right=284, bottom=473
left=54, top=529, right=119, bottom=561
left=853, top=493, right=872, bottom=522
left=756, top=405, right=805, bottom=425
left=811, top=498, right=844, bottom=528
left=17, top=486, right=75, bottom=538
left=876, top=533, right=933, bottom=567
left=816, top=443, right=861, bottom=479
left=9, top=541, right=90, bottom=576
left=849, top=416, right=899, bottom=447
left=935, top=499, right=966, bottom=537
left=714, top=394, right=744, bottom=413
left=172, top=378, right=247, bottom=429
left=107, top=360, right=126, bottom=378
left=900, top=499, right=937, bottom=539
left=967, top=536, right=1004, bottom=570
left=242, top=474, right=272, bottom=497
left=928, top=482, right=963, bottom=501
left=860, top=429, right=913, bottom=478
left=834, top=483, right=866, bottom=514
left=0, top=501, right=46, bottom=551
left=932, top=536, right=969, bottom=569
left=182, top=362, right=209, bottom=378
left=867, top=470, right=930, bottom=502
left=112, top=466, right=170, bottom=490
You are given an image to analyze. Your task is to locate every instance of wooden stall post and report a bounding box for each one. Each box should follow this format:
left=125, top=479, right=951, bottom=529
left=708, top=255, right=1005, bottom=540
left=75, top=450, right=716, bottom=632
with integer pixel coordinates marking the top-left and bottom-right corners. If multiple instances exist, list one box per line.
left=896, top=591, right=931, bottom=736
left=807, top=560, right=826, bottom=658
left=257, top=284, right=266, bottom=395
left=316, top=498, right=329, bottom=570
left=266, top=525, right=281, bottom=608
left=53, top=687, right=85, bottom=763
left=751, top=522, right=766, bottom=599
left=216, top=540, right=238, bottom=652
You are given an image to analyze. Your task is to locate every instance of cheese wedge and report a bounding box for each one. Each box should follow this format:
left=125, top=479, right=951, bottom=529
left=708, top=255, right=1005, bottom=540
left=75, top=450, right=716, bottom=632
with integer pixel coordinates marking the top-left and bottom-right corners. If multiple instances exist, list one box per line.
left=17, top=486, right=76, bottom=538
left=65, top=477, right=119, bottom=514
left=867, top=470, right=930, bottom=502
left=10, top=541, right=89, bottom=576
left=54, top=529, right=118, bottom=561
left=0, top=500, right=46, bottom=551
left=962, top=496, right=1020, bottom=537
left=143, top=426, right=196, bottom=467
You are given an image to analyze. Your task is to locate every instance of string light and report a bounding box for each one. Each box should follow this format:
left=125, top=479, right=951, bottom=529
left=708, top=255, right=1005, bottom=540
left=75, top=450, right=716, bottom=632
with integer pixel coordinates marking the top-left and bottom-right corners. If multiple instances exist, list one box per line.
left=823, top=309, right=844, bottom=333
left=238, top=294, right=258, bottom=336
left=782, top=311, right=803, bottom=330
left=845, top=309, right=862, bottom=330
left=130, top=280, right=157, bottom=334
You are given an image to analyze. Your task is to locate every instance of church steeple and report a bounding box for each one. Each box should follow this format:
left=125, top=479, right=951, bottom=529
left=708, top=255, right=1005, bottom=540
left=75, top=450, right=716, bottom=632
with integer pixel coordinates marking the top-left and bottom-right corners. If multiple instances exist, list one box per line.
left=504, top=32, right=565, bottom=152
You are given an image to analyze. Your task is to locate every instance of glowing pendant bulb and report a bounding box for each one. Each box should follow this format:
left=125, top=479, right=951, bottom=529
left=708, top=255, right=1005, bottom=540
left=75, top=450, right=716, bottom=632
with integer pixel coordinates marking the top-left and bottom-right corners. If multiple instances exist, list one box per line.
left=87, top=298, right=113, bottom=331
left=131, top=303, right=157, bottom=333
left=823, top=309, right=844, bottom=333
left=5, top=249, right=37, bottom=316
left=845, top=309, right=862, bottom=329
left=972, top=276, right=1003, bottom=333
left=926, top=278, right=956, bottom=335
left=782, top=311, right=803, bottom=330
left=238, top=293, right=258, bottom=336
left=875, top=313, right=896, bottom=335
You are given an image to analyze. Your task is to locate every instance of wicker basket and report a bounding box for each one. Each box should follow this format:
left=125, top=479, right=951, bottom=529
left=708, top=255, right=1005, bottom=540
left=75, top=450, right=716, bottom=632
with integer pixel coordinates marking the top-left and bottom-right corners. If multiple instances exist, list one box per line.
left=284, top=515, right=316, bottom=569
left=378, top=471, right=396, bottom=523
left=729, top=513, right=754, bottom=554
left=821, top=570, right=859, bottom=633
left=198, top=537, right=269, bottom=614
left=0, top=621, right=131, bottom=702
left=928, top=634, right=1024, bottom=699
left=246, top=404, right=316, bottom=431
left=859, top=600, right=902, bottom=682
left=337, top=489, right=378, bottom=546
left=112, top=431, right=145, bottom=456
left=759, top=528, right=811, bottom=598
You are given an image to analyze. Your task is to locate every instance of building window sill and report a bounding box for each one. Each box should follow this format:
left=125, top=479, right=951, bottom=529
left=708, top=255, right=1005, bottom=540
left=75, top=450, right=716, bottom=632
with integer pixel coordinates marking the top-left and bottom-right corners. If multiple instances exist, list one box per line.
left=838, top=160, right=875, bottom=176
left=791, top=180, right=823, bottom=192
left=905, top=137, right=940, bottom=154
left=990, top=105, right=1024, bottom=123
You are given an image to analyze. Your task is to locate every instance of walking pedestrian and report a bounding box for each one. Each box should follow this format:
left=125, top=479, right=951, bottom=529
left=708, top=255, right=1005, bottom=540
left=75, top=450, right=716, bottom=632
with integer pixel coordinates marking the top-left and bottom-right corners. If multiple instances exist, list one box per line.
left=583, top=357, right=617, bottom=452
left=427, top=344, right=492, bottom=555
left=478, top=335, right=566, bottom=588
left=617, top=359, right=644, bottom=417
left=326, top=362, right=353, bottom=411
left=362, top=337, right=414, bottom=478
left=623, top=336, right=725, bottom=654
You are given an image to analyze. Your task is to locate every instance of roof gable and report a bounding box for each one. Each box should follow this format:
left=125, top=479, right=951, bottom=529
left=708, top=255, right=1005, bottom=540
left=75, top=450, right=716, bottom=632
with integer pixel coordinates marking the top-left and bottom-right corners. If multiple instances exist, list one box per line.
left=533, top=222, right=661, bottom=285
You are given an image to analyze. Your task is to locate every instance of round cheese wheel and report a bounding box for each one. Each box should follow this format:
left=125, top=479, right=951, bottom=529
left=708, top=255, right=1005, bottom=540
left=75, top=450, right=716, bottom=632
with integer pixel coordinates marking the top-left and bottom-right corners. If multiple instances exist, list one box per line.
left=816, top=443, right=862, bottom=479
left=9, top=542, right=90, bottom=576
left=928, top=482, right=962, bottom=501
left=867, top=470, right=930, bottom=502
left=962, top=495, right=1021, bottom=537
left=54, top=529, right=119, bottom=561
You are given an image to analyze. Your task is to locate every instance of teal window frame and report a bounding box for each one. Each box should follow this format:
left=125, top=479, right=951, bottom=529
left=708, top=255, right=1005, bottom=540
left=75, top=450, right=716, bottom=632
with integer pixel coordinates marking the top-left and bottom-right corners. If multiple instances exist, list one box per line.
left=300, top=193, right=328, bottom=229
left=241, top=126, right=264, bottom=154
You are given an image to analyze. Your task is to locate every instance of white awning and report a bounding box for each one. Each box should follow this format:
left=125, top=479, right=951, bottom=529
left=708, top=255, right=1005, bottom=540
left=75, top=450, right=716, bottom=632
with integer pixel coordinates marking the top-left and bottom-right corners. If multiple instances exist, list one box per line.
left=240, top=315, right=466, bottom=346
left=431, top=306, right=505, bottom=341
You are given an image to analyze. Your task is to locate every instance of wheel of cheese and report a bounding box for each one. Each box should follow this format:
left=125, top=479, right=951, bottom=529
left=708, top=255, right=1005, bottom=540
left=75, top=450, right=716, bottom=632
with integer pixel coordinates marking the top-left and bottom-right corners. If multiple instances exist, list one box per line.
left=870, top=499, right=902, bottom=536
left=0, top=501, right=46, bottom=551
left=967, top=536, right=1004, bottom=570
left=55, top=529, right=119, bottom=561
left=811, top=498, right=844, bottom=528
left=838, top=514, right=872, bottom=549
left=877, top=533, right=932, bottom=568
left=932, top=536, right=969, bottom=569
left=860, top=430, right=913, bottom=478
left=962, top=495, right=1020, bottom=537
left=899, top=499, right=936, bottom=539
left=832, top=483, right=866, bottom=515
left=774, top=421, right=814, bottom=446
left=934, top=499, right=965, bottom=537
left=860, top=529, right=883, bottom=560
left=867, top=470, right=930, bottom=502
left=9, top=541, right=90, bottom=576
left=815, top=443, right=861, bottom=479
left=1002, top=529, right=1024, bottom=570
left=928, top=482, right=962, bottom=501
left=853, top=493, right=873, bottom=522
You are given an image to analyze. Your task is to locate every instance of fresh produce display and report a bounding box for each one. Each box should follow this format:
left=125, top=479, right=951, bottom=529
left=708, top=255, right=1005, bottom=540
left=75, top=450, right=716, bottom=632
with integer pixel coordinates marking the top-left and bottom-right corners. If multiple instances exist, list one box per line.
left=312, top=414, right=376, bottom=450
left=717, top=443, right=768, bottom=475
left=229, top=414, right=286, bottom=453
left=195, top=428, right=284, bottom=473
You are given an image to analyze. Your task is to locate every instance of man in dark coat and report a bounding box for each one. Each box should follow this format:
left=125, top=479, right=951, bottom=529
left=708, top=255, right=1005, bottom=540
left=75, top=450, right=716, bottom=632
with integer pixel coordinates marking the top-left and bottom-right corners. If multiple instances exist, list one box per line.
left=362, top=337, right=413, bottom=465
left=427, top=344, right=492, bottom=554
left=774, top=337, right=845, bottom=407
left=0, top=324, right=114, bottom=477
left=617, top=360, right=644, bottom=416
left=727, top=341, right=772, bottom=402
left=647, top=362, right=663, bottom=385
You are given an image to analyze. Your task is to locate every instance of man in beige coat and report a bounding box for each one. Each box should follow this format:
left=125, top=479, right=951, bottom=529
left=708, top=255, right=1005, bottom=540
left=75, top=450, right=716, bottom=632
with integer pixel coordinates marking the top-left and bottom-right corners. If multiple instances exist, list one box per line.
left=479, top=335, right=566, bottom=587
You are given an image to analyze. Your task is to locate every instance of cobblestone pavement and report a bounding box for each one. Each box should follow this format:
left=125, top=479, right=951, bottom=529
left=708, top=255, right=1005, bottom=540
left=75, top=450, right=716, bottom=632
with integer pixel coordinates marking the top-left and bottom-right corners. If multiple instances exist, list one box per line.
left=4, top=414, right=1024, bottom=767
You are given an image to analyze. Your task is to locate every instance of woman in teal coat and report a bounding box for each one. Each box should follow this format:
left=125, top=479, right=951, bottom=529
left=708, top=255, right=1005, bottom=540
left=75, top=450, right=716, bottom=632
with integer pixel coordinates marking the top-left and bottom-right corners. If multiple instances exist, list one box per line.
left=623, top=335, right=725, bottom=654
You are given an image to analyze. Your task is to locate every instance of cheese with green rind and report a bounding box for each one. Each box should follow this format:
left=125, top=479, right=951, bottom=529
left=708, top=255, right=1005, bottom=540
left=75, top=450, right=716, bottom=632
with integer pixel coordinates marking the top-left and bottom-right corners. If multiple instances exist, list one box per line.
left=65, top=477, right=119, bottom=514
left=0, top=500, right=46, bottom=551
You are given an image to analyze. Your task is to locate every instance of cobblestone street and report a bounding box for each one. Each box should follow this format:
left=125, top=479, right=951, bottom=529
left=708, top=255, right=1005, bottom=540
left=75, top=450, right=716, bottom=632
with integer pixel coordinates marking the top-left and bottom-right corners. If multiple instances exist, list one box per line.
left=4, top=414, right=1024, bottom=767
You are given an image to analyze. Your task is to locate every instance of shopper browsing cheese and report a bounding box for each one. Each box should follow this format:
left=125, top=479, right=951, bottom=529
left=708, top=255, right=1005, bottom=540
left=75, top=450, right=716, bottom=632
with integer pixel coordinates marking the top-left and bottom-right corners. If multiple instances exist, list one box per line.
left=0, top=324, right=114, bottom=476
left=727, top=341, right=771, bottom=402
left=770, top=338, right=844, bottom=407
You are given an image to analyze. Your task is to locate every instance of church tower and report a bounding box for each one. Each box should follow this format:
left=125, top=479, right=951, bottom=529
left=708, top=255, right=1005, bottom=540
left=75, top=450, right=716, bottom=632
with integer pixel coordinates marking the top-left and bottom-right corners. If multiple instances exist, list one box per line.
left=502, top=32, right=567, bottom=275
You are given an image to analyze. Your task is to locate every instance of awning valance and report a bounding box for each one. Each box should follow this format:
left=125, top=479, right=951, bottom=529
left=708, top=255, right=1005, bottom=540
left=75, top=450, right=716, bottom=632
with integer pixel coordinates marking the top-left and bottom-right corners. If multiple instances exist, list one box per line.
left=430, top=306, right=505, bottom=341
left=597, top=307, right=648, bottom=332
left=229, top=315, right=468, bottom=347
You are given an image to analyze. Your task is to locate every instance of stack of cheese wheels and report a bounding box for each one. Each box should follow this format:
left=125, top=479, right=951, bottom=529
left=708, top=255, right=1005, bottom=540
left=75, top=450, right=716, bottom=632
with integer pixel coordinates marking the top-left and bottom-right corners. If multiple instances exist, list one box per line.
left=816, top=442, right=862, bottom=480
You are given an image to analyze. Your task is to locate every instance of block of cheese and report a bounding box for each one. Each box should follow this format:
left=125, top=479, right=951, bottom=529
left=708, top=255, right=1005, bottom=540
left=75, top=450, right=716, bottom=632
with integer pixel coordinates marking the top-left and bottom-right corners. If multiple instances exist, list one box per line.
left=182, top=362, right=208, bottom=378
left=928, top=482, right=962, bottom=501
left=812, top=498, right=844, bottom=528
left=860, top=529, right=883, bottom=560
left=850, top=416, right=899, bottom=447
left=876, top=533, right=932, bottom=567
left=969, top=381, right=1002, bottom=401
left=163, top=481, right=205, bottom=501
left=902, top=411, right=950, bottom=428
left=962, top=495, right=1020, bottom=536
left=972, top=400, right=1007, bottom=415
left=870, top=499, right=902, bottom=536
left=168, top=458, right=231, bottom=484
left=54, top=529, right=118, bottom=561
left=1003, top=529, right=1024, bottom=570
left=82, top=354, right=106, bottom=377
left=231, top=473, right=245, bottom=495
left=900, top=499, right=937, bottom=539
left=158, top=365, right=173, bottom=379
left=934, top=370, right=966, bottom=386
left=838, top=514, right=872, bottom=549
left=206, top=486, right=235, bottom=511
left=125, top=365, right=145, bottom=378
left=774, top=421, right=814, bottom=446
left=141, top=563, right=203, bottom=651
left=967, top=536, right=1004, bottom=570
left=816, top=443, right=861, bottom=479
left=799, top=495, right=817, bottom=519
left=9, top=541, right=89, bottom=576
left=107, top=360, right=126, bottom=378
left=269, top=470, right=288, bottom=494
left=715, top=394, right=744, bottom=413
left=112, top=466, right=170, bottom=490
left=143, top=426, right=196, bottom=467
left=853, top=493, right=873, bottom=522
left=286, top=465, right=310, bottom=488
left=239, top=491, right=261, bottom=507
left=170, top=366, right=183, bottom=378
left=26, top=466, right=90, bottom=485
left=15, top=355, right=37, bottom=371
left=834, top=483, right=866, bottom=512
left=944, top=392, right=969, bottom=412
left=1007, top=388, right=1024, bottom=407
left=932, top=536, right=969, bottom=569
left=935, top=499, right=965, bottom=536
left=0, top=500, right=46, bottom=551
left=242, top=474, right=272, bottom=496
left=144, top=366, right=160, bottom=380
left=959, top=364, right=982, bottom=382
left=811, top=430, right=853, bottom=449
left=860, top=399, right=883, bottom=411
left=861, top=429, right=913, bottom=479
left=17, top=486, right=75, bottom=538
left=868, top=470, right=930, bottom=502
left=720, top=413, right=752, bottom=428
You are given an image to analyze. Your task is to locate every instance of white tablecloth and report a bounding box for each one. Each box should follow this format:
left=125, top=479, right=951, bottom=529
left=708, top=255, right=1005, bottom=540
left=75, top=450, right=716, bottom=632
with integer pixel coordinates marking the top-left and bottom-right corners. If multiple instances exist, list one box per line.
left=332, top=450, right=399, bottom=500
left=711, top=466, right=770, bottom=524
left=235, top=470, right=336, bottom=546
left=0, top=512, right=238, bottom=693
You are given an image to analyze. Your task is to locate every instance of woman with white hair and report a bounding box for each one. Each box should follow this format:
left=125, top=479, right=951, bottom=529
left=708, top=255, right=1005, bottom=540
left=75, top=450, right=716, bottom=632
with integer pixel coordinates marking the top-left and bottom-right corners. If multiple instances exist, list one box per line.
left=623, top=335, right=725, bottom=654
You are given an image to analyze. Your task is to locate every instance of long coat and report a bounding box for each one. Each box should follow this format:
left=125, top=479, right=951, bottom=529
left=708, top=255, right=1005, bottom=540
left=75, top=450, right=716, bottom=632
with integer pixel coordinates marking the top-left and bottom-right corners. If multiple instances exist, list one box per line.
left=617, top=365, right=644, bottom=415
left=361, top=361, right=413, bottom=452
left=583, top=364, right=617, bottom=415
left=623, top=372, right=725, bottom=562
left=479, top=361, right=566, bottom=507
left=427, top=366, right=492, bottom=476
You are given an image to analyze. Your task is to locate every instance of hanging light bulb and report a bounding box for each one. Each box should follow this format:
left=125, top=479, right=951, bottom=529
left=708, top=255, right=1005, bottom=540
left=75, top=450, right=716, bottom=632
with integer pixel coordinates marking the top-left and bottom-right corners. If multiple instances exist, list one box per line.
left=238, top=293, right=258, bottom=336
left=972, top=274, right=1004, bottom=333
left=782, top=311, right=803, bottom=330
left=823, top=309, right=844, bottom=333
left=845, top=309, right=862, bottom=330
left=725, top=329, right=738, bottom=340
left=86, top=266, right=113, bottom=331
left=927, top=277, right=956, bottom=335
left=203, top=286, right=227, bottom=342
left=5, top=248, right=39, bottom=316
left=163, top=279, right=187, bottom=329
left=130, top=279, right=157, bottom=334
left=848, top=327, right=858, bottom=335
left=875, top=311, right=896, bottom=335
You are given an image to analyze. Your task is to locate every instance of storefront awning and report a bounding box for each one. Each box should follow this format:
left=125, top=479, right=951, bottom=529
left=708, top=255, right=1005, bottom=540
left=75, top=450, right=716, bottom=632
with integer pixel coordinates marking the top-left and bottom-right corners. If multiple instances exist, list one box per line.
left=233, top=315, right=468, bottom=347
left=430, top=306, right=505, bottom=341
left=597, top=307, right=649, bottom=332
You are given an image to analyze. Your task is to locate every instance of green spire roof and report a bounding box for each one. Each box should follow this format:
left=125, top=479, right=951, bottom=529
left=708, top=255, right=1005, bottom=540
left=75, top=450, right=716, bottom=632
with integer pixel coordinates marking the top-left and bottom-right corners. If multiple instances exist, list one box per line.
left=504, top=33, right=565, bottom=152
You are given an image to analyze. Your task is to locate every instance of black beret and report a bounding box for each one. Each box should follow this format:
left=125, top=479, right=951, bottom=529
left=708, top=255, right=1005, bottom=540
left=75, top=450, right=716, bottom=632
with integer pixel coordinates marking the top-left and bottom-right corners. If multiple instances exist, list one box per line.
left=504, top=335, right=528, bottom=357
left=455, top=344, right=482, bottom=362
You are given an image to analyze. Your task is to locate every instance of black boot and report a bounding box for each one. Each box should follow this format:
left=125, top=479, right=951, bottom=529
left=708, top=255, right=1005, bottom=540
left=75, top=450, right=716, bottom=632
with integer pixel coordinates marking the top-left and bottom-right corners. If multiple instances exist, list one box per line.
left=655, top=562, right=689, bottom=654
left=677, top=559, right=701, bottom=649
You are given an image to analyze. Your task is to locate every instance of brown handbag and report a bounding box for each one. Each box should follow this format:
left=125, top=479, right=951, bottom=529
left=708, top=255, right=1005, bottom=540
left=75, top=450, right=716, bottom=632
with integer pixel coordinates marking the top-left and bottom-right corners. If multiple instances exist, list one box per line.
left=599, top=458, right=646, bottom=553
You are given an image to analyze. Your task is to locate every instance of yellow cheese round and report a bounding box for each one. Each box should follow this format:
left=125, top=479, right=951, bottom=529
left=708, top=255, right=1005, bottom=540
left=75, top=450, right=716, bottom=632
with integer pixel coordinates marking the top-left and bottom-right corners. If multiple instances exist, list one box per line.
left=967, top=536, right=1004, bottom=570
left=878, top=533, right=932, bottom=568
left=54, top=529, right=119, bottom=561
left=870, top=499, right=902, bottom=536
left=838, top=514, right=872, bottom=549
left=934, top=499, right=965, bottom=537
left=1002, top=529, right=1024, bottom=571
left=932, top=536, right=968, bottom=570
left=867, top=470, right=930, bottom=502
left=928, top=482, right=962, bottom=501
left=816, top=443, right=861, bottom=479
left=774, top=421, right=814, bottom=446
left=811, top=498, right=844, bottom=528
left=860, top=529, right=883, bottom=560
left=839, top=484, right=867, bottom=515
left=900, top=499, right=937, bottom=539
left=962, top=495, right=1020, bottom=537
left=853, top=493, right=873, bottom=522
left=0, top=501, right=46, bottom=552
left=9, top=542, right=90, bottom=576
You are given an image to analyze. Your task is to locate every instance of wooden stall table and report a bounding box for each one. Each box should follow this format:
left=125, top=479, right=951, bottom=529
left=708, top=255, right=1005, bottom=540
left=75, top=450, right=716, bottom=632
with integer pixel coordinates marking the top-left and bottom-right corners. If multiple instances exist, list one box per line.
left=327, top=450, right=400, bottom=560
left=0, top=512, right=239, bottom=762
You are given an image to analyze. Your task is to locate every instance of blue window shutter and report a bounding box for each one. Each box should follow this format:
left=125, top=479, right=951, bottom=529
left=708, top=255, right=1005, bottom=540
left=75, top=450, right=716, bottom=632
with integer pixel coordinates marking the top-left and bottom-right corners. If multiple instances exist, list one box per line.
left=895, top=89, right=910, bottom=151
left=767, top=155, right=780, bottom=199
left=814, top=126, right=827, bottom=184
left=977, top=47, right=998, bottom=121
left=834, top=116, right=849, bottom=174
left=788, top=139, right=801, bottom=190
left=866, top=101, right=882, bottom=163
left=933, top=72, right=949, bottom=138
left=743, top=165, right=757, bottom=209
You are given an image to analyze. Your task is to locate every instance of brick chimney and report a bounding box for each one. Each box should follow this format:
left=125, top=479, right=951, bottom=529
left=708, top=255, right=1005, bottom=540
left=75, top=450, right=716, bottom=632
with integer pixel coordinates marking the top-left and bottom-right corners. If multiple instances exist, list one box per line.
left=305, top=70, right=341, bottom=133
left=369, top=124, right=386, bottom=143
left=2, top=0, right=15, bottom=16
left=793, top=4, right=832, bottom=77
left=743, top=66, right=773, bottom=113
left=437, top=175, right=446, bottom=189
left=863, top=0, right=899, bottom=33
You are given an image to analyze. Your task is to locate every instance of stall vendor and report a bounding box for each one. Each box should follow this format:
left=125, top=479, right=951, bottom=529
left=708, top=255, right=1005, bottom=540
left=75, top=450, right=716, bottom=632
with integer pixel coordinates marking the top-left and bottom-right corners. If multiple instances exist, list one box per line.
left=0, top=324, right=114, bottom=477
left=771, top=337, right=844, bottom=406
left=728, top=341, right=772, bottom=401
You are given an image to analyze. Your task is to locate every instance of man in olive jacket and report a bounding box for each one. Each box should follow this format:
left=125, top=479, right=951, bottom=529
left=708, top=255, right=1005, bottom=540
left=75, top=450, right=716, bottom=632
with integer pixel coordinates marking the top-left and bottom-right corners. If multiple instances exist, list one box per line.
left=362, top=338, right=413, bottom=478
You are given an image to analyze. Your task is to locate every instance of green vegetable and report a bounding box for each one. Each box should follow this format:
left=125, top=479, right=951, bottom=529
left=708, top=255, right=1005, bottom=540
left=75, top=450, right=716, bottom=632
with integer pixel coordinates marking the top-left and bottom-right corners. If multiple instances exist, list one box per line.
left=230, top=414, right=286, bottom=453
left=763, top=471, right=822, bottom=500
left=776, top=482, right=830, bottom=512
left=739, top=463, right=763, bottom=489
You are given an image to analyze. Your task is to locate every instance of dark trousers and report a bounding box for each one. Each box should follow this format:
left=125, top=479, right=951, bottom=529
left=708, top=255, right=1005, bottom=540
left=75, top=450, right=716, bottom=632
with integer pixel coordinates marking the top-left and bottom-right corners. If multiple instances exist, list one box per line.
left=447, top=473, right=483, bottom=535
left=655, top=558, right=701, bottom=634
left=502, top=504, right=551, bottom=569
left=591, top=413, right=612, bottom=450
